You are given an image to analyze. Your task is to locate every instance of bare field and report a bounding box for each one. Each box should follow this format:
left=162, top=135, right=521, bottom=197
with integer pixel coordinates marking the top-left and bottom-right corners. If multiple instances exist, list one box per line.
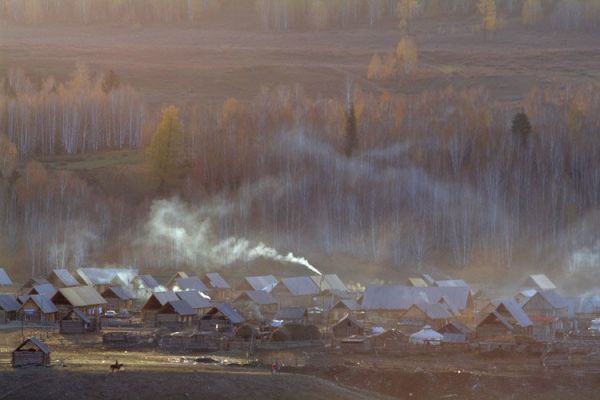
left=2, top=19, right=600, bottom=108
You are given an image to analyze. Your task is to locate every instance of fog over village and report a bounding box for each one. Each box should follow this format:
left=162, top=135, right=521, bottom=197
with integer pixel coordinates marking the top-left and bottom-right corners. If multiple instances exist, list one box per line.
left=1, top=1, right=600, bottom=399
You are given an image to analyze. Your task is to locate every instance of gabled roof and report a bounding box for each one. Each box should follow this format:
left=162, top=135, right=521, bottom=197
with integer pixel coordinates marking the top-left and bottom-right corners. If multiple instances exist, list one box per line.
left=0, top=294, right=21, bottom=312
left=135, top=274, right=161, bottom=290
left=242, top=275, right=278, bottom=292
left=421, top=274, right=436, bottom=286
left=102, top=286, right=136, bottom=301
left=63, top=308, right=91, bottom=323
left=274, top=307, right=307, bottom=320
left=311, top=274, right=348, bottom=292
left=202, top=303, right=245, bottom=324
left=525, top=274, right=557, bottom=291
left=278, top=276, right=319, bottom=296
left=15, top=337, right=49, bottom=354
left=333, top=313, right=364, bottom=329
left=362, top=285, right=471, bottom=312
left=174, top=277, right=209, bottom=293
left=407, top=278, right=428, bottom=287
left=50, top=269, right=79, bottom=287
left=0, top=268, right=13, bottom=286
left=76, top=267, right=138, bottom=286
left=496, top=299, right=533, bottom=327
left=203, top=272, right=230, bottom=289
left=478, top=310, right=514, bottom=331
left=409, top=303, right=452, bottom=320
left=52, top=286, right=107, bottom=307
left=235, top=290, right=278, bottom=305
left=23, top=295, right=58, bottom=314
left=153, top=291, right=180, bottom=306
left=332, top=298, right=361, bottom=311
left=439, top=320, right=471, bottom=335
left=160, top=300, right=196, bottom=316
left=28, top=283, right=58, bottom=299
left=536, top=290, right=569, bottom=310
left=435, top=279, right=468, bottom=288
left=176, top=291, right=212, bottom=310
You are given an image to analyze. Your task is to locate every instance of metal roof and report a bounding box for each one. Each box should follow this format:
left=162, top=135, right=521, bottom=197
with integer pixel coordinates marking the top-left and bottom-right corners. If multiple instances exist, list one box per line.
left=203, top=272, right=230, bottom=289
left=161, top=300, right=196, bottom=316
left=411, top=303, right=452, bottom=319
left=50, top=269, right=79, bottom=287
left=243, top=275, right=278, bottom=292
left=25, top=295, right=58, bottom=314
left=153, top=291, right=180, bottom=306
left=102, top=286, right=136, bottom=301
left=274, top=307, right=307, bottom=320
left=333, top=313, right=363, bottom=329
left=332, top=299, right=361, bottom=311
left=479, top=310, right=514, bottom=331
left=536, top=290, right=569, bottom=310
left=174, top=277, right=209, bottom=292
left=525, top=274, right=557, bottom=291
left=311, top=274, right=348, bottom=292
left=572, top=295, right=600, bottom=314
left=407, top=278, right=428, bottom=287
left=53, top=286, right=107, bottom=307
left=362, top=285, right=471, bottom=312
left=279, top=276, right=320, bottom=296
left=176, top=291, right=212, bottom=310
left=496, top=299, right=533, bottom=327
left=435, top=279, right=468, bottom=288
left=0, top=268, right=13, bottom=286
left=136, top=274, right=161, bottom=289
left=15, top=337, right=49, bottom=354
left=236, top=290, right=278, bottom=305
left=64, top=308, right=91, bottom=323
left=0, top=294, right=21, bottom=312
left=76, top=267, right=138, bottom=286
left=29, top=283, right=58, bottom=299
left=203, top=303, right=244, bottom=324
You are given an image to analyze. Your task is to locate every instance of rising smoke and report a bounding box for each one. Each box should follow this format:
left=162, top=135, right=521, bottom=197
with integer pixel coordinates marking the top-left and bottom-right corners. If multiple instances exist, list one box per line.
left=141, top=198, right=322, bottom=275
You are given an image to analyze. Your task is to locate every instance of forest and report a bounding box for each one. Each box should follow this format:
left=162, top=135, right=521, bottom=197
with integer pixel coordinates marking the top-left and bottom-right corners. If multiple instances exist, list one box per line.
left=1, top=0, right=600, bottom=287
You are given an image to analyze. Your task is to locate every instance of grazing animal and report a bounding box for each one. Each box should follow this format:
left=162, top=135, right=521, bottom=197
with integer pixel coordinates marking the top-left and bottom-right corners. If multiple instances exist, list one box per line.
left=110, top=360, right=124, bottom=372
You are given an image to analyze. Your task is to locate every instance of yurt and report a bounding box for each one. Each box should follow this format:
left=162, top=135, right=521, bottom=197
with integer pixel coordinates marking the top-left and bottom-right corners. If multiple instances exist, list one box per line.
left=409, top=325, right=443, bottom=345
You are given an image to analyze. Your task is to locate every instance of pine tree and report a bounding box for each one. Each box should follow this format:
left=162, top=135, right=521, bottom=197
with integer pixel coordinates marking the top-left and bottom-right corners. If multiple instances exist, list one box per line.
left=511, top=111, right=532, bottom=146
left=345, top=102, right=358, bottom=157
left=149, top=106, right=184, bottom=191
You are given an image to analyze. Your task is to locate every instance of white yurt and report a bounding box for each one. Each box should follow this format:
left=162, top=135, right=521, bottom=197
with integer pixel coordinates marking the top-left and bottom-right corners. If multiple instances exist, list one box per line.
left=409, top=325, right=443, bottom=345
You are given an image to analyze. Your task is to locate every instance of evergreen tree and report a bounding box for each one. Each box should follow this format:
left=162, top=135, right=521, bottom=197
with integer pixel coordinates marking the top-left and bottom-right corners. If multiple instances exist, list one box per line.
left=512, top=111, right=532, bottom=146
left=149, top=106, right=184, bottom=191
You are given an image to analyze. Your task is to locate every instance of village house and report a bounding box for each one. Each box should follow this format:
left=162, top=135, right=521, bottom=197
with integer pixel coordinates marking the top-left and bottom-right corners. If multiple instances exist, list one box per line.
left=25, top=283, right=57, bottom=299
left=12, top=337, right=50, bottom=368
left=523, top=274, right=557, bottom=291
left=101, top=286, right=136, bottom=312
left=51, top=286, right=107, bottom=320
left=439, top=320, right=472, bottom=343
left=361, top=285, right=473, bottom=327
left=131, top=274, right=162, bottom=299
left=272, top=276, right=320, bottom=308
left=235, top=275, right=278, bottom=293
left=141, top=291, right=179, bottom=322
left=571, top=295, right=600, bottom=331
left=165, top=272, right=189, bottom=290
left=47, top=269, right=79, bottom=288
left=156, top=300, right=196, bottom=328
left=201, top=272, right=232, bottom=301
left=332, top=314, right=364, bottom=338
left=20, top=277, right=50, bottom=295
left=75, top=267, right=138, bottom=293
left=522, top=290, right=569, bottom=341
left=0, top=294, right=21, bottom=323
left=199, top=303, right=245, bottom=333
left=176, top=290, right=213, bottom=316
left=233, top=290, right=278, bottom=321
left=434, top=279, right=469, bottom=288
left=328, top=298, right=362, bottom=321
left=0, top=267, right=17, bottom=295
left=399, top=302, right=453, bottom=332
left=274, top=306, right=308, bottom=324
left=476, top=300, right=533, bottom=340
left=171, top=276, right=209, bottom=293
left=60, top=308, right=94, bottom=334
left=19, top=295, right=58, bottom=323
left=311, top=274, right=349, bottom=293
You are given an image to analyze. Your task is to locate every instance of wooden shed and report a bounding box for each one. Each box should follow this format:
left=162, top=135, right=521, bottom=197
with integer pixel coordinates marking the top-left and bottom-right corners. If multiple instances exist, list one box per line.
left=332, top=314, right=364, bottom=338
left=12, top=337, right=50, bottom=368
left=60, top=308, right=93, bottom=334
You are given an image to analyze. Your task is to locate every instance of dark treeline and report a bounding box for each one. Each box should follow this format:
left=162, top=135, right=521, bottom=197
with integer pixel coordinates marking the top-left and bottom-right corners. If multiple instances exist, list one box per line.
left=2, top=67, right=600, bottom=277
left=2, top=0, right=600, bottom=32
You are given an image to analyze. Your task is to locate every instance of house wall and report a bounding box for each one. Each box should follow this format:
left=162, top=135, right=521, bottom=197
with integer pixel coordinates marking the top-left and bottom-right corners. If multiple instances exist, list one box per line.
left=476, top=321, right=510, bottom=340
left=12, top=351, right=49, bottom=367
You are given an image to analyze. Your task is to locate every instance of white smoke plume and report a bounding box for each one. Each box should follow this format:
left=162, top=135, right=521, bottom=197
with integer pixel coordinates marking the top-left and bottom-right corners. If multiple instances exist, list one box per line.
left=142, top=198, right=322, bottom=275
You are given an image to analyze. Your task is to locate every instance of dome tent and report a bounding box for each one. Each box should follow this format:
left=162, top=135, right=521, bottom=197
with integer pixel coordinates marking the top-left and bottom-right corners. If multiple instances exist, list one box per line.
left=409, top=325, right=443, bottom=345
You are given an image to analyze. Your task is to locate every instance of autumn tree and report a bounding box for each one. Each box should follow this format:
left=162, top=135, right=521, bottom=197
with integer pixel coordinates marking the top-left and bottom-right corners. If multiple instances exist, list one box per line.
left=395, top=37, right=419, bottom=76
left=149, top=106, right=184, bottom=191
left=367, top=54, right=383, bottom=80
left=522, top=0, right=543, bottom=26
left=478, top=0, right=497, bottom=41
left=101, top=69, right=121, bottom=93
left=397, top=0, right=421, bottom=34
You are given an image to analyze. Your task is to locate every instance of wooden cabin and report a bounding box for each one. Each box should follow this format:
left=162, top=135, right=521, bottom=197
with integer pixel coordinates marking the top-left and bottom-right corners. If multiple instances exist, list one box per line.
left=522, top=290, right=569, bottom=341
left=332, top=314, right=364, bottom=338
left=47, top=269, right=79, bottom=288
left=51, top=286, right=107, bottom=320
left=272, top=276, right=319, bottom=308
left=165, top=272, right=189, bottom=291
left=0, top=267, right=17, bottom=295
left=201, top=272, right=232, bottom=301
left=274, top=307, right=308, bottom=324
left=132, top=274, right=162, bottom=299
left=328, top=298, right=362, bottom=321
left=19, top=295, right=58, bottom=323
left=400, top=303, right=452, bottom=331
left=156, top=300, right=196, bottom=328
left=60, top=309, right=93, bottom=334
left=101, top=286, right=136, bottom=312
left=141, top=291, right=179, bottom=323
left=199, top=303, right=244, bottom=333
left=12, top=337, right=50, bottom=368
left=233, top=290, right=278, bottom=321
left=235, top=275, right=278, bottom=294
left=0, top=294, right=21, bottom=323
